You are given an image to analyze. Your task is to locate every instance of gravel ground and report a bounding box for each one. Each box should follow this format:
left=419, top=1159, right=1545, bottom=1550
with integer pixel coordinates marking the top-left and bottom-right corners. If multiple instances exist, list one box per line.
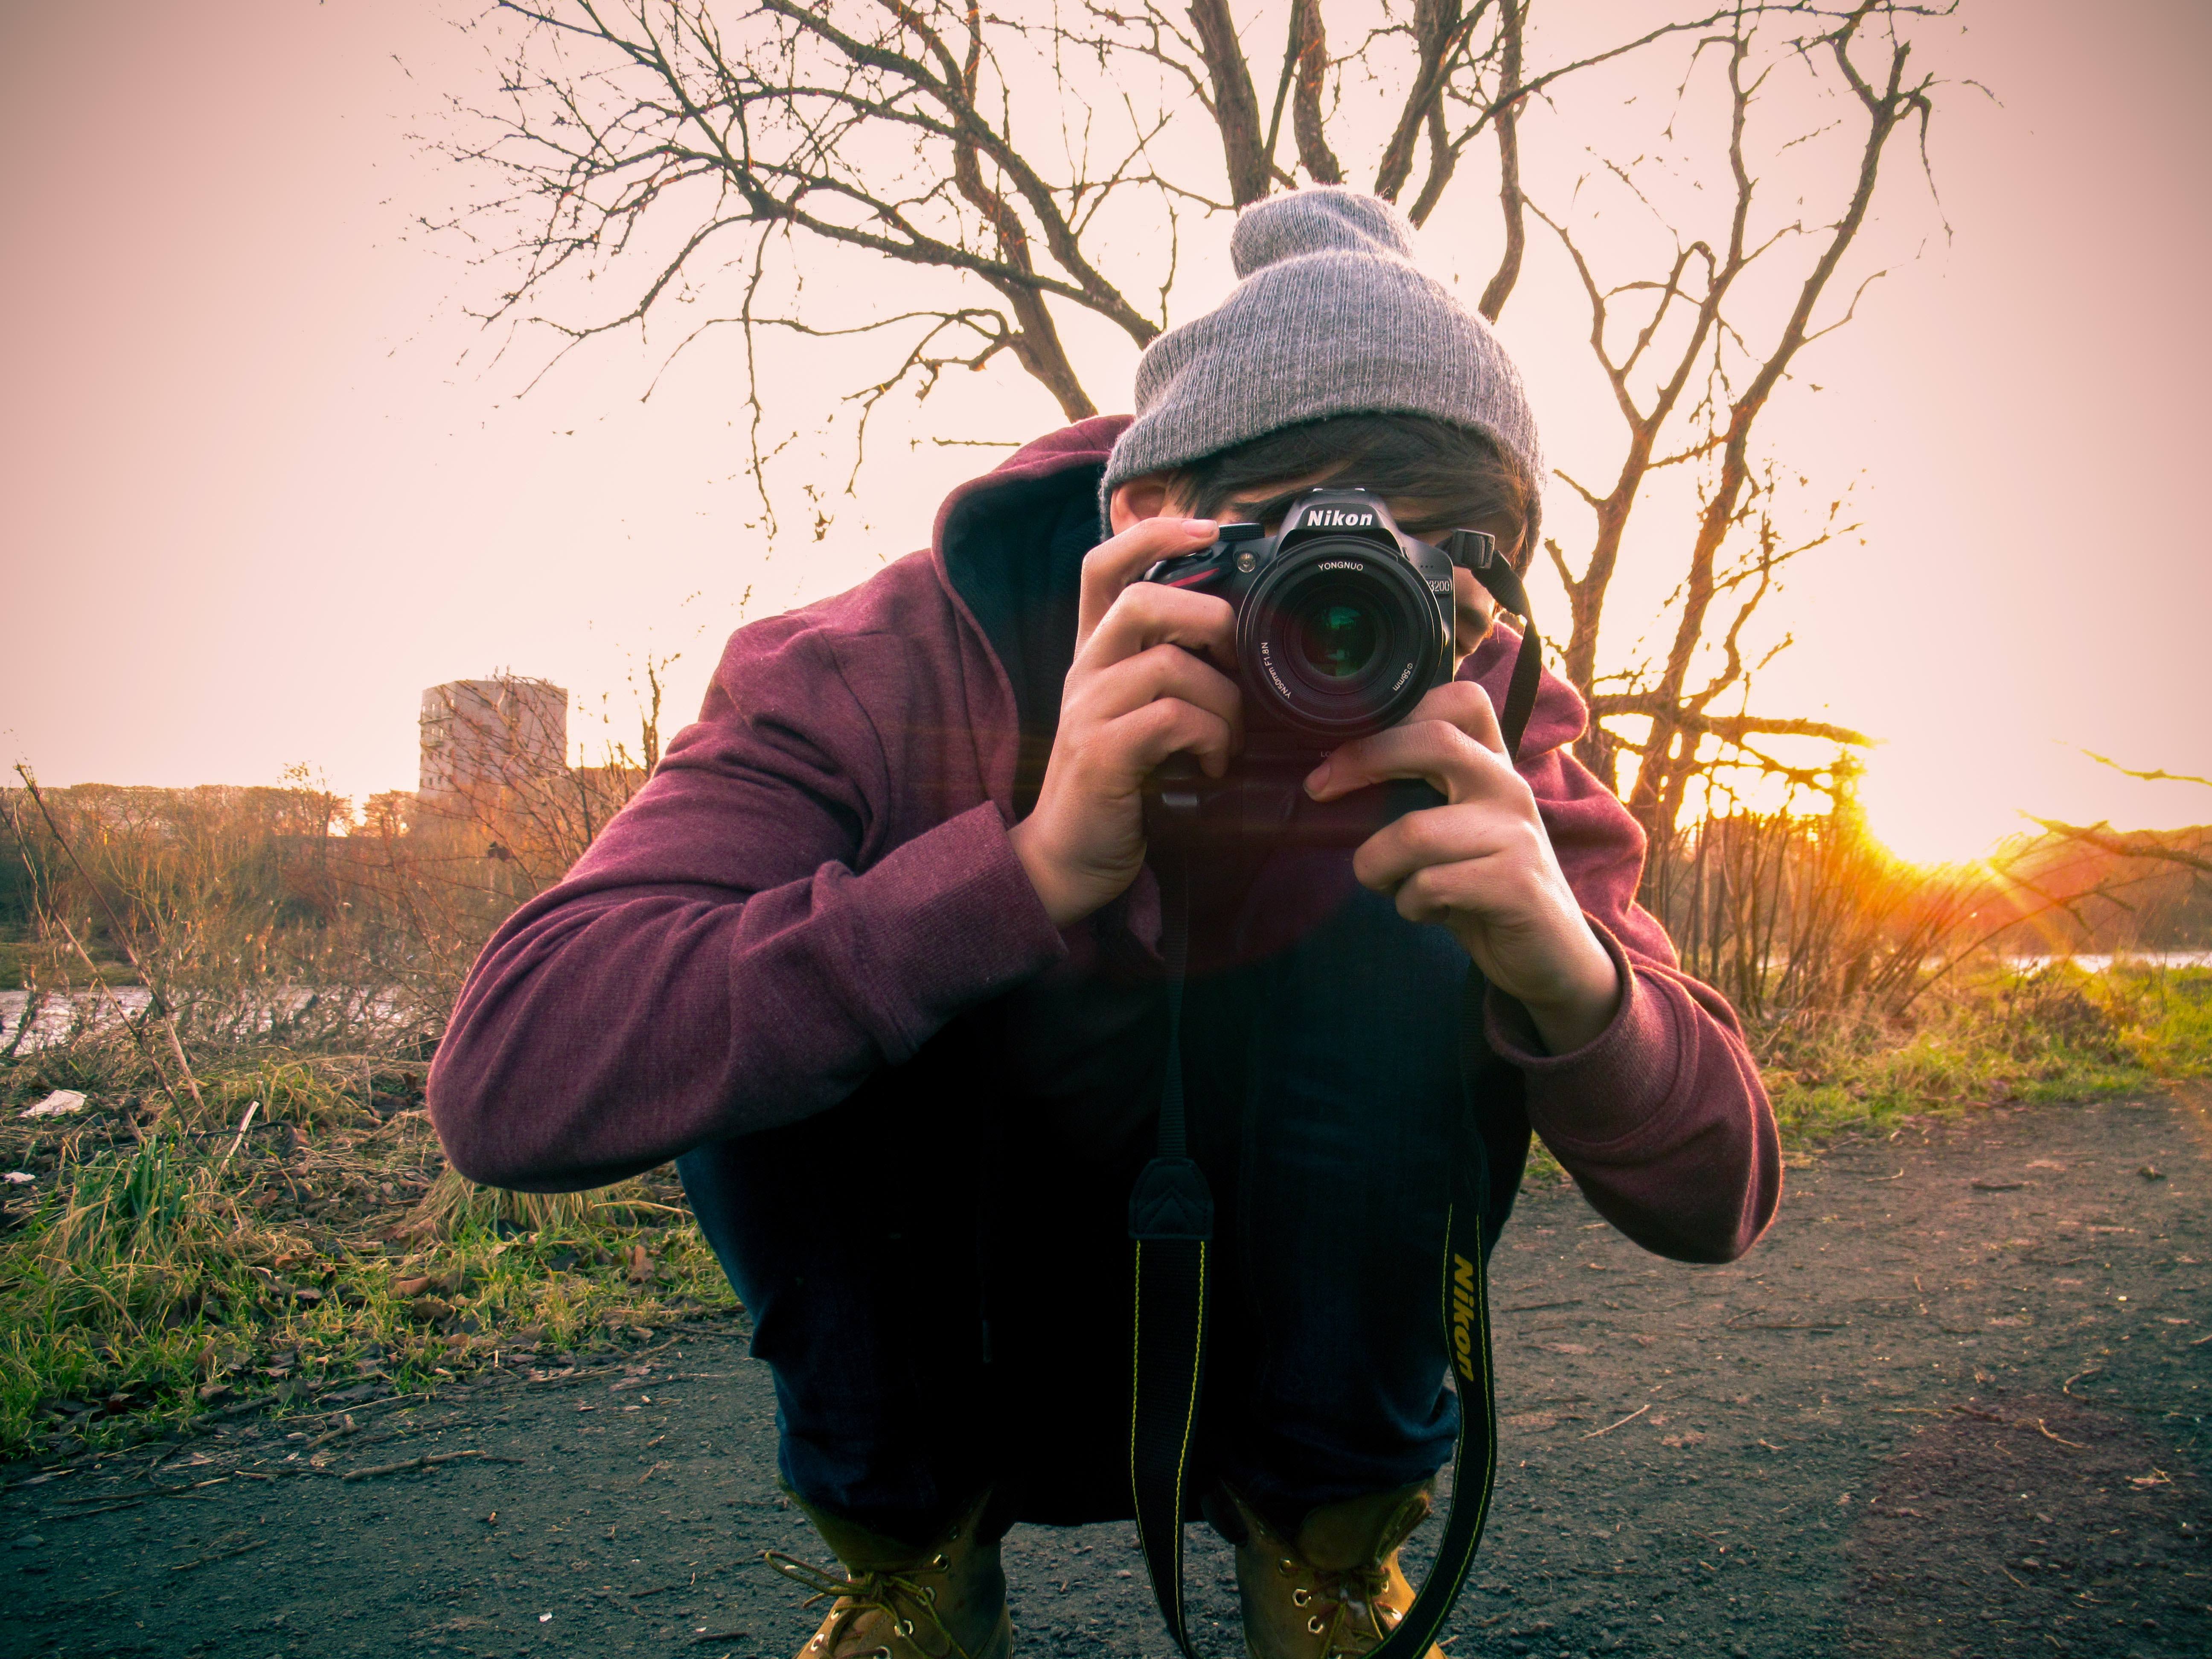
left=6, top=1084, right=2207, bottom=1659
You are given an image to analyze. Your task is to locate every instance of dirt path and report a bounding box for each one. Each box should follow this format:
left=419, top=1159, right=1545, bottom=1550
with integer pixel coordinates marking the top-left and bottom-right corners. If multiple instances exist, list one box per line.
left=8, top=1087, right=2208, bottom=1659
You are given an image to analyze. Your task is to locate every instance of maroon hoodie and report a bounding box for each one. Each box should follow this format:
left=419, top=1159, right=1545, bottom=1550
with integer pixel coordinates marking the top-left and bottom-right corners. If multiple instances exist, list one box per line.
left=428, top=418, right=1779, bottom=1263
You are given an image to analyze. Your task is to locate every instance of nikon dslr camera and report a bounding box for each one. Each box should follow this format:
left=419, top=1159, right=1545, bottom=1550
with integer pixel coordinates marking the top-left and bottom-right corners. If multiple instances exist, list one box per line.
left=1138, top=487, right=1507, bottom=849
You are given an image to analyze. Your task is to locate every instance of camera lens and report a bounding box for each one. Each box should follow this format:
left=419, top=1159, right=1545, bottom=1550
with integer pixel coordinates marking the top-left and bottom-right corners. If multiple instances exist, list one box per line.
left=1236, top=540, right=1447, bottom=739
left=1295, top=595, right=1380, bottom=680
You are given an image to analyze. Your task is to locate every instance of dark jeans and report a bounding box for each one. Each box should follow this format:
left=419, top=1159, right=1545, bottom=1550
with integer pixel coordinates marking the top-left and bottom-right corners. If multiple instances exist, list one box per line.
left=676, top=847, right=1524, bottom=1545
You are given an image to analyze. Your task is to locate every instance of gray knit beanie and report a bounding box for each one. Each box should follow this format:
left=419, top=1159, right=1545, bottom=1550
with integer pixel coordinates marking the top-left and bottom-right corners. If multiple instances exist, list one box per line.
left=1100, top=187, right=1544, bottom=552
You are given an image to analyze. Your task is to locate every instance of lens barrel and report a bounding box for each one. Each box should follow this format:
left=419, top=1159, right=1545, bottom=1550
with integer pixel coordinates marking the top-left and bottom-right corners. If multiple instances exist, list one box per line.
left=1235, top=537, right=1446, bottom=739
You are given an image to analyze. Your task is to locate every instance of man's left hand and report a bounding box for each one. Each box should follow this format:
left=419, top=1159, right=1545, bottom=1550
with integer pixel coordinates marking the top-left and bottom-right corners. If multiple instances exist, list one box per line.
left=1304, top=681, right=1622, bottom=1054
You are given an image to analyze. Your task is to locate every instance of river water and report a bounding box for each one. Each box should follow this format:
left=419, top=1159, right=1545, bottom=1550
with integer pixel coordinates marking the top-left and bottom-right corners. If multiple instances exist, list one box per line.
left=4, top=952, right=2208, bottom=1058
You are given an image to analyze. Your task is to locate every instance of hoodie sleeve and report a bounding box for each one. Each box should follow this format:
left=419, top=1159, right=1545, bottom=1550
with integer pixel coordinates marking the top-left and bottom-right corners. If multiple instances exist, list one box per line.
left=426, top=624, right=1067, bottom=1193
left=1467, top=646, right=1781, bottom=1263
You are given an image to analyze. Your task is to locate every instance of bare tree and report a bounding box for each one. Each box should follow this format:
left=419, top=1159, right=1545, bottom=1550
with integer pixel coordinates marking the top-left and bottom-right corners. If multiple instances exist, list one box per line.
left=440, top=1, right=1959, bottom=853
left=439, top=3, right=1771, bottom=453
left=1537, top=4, right=1948, bottom=846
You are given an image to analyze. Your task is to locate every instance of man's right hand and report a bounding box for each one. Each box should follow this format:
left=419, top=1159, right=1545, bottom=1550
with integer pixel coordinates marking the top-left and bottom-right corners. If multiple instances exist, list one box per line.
left=1007, top=515, right=1241, bottom=928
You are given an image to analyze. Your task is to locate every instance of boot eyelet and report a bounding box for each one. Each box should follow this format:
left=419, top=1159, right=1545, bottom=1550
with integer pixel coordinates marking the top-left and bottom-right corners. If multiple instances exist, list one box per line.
left=923, top=1586, right=937, bottom=1603
left=896, top=1620, right=914, bottom=1637
left=931, top=1553, right=949, bottom=1569
left=1278, top=1558, right=1295, bottom=1576
left=872, top=1649, right=892, bottom=1659
left=1307, top=1615, right=1325, bottom=1634
left=1292, top=1588, right=1311, bottom=1606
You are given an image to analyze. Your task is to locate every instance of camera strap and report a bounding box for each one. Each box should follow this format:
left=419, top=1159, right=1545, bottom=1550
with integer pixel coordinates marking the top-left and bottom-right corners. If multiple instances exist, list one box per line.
left=1447, top=529, right=1544, bottom=763
left=1129, top=579, right=1542, bottom=1658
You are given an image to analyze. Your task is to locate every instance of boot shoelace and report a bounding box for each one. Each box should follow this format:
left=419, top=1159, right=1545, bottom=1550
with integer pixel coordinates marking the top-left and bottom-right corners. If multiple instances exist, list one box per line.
left=1278, top=1555, right=1405, bottom=1656
left=763, top=1548, right=973, bottom=1659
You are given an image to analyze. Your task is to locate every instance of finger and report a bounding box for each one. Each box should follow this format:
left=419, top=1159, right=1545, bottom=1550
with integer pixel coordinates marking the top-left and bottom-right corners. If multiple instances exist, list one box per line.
left=1102, top=697, right=1237, bottom=782
left=1068, top=642, right=1243, bottom=738
left=1077, top=516, right=1220, bottom=646
left=1390, top=856, right=1513, bottom=928
left=1401, top=679, right=1508, bottom=756
left=1077, top=582, right=1237, bottom=676
left=1350, top=803, right=1542, bottom=897
left=1391, top=857, right=1551, bottom=934
left=1305, top=718, right=1524, bottom=807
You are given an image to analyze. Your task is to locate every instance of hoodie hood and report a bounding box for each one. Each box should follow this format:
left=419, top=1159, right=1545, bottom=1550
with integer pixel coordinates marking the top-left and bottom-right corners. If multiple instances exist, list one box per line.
left=931, top=417, right=1130, bottom=810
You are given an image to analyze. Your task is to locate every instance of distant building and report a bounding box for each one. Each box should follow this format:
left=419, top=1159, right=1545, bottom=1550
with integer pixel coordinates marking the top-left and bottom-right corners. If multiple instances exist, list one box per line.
left=418, top=678, right=569, bottom=804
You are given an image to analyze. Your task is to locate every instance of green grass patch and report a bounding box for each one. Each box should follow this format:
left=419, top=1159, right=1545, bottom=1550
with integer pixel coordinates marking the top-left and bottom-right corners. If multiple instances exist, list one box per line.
left=1759, top=962, right=2211, bottom=1141
left=1518, top=963, right=2211, bottom=1189
left=0, top=1040, right=736, bottom=1465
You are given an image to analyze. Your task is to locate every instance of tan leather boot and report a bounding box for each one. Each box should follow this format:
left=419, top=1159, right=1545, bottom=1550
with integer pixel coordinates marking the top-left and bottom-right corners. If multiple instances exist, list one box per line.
left=765, top=1491, right=1013, bottom=1659
left=1227, top=1482, right=1443, bottom=1659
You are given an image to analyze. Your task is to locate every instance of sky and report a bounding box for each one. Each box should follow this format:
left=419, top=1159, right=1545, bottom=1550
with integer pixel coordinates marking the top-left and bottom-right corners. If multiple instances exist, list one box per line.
left=2, top=0, right=2208, bottom=866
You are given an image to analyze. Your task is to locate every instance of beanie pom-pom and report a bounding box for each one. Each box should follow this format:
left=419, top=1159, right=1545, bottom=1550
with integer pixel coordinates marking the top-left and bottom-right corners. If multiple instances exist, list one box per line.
left=1229, top=187, right=1419, bottom=277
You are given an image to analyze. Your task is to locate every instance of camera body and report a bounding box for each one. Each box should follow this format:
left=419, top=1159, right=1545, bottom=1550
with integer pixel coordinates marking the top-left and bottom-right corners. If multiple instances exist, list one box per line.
left=1139, top=488, right=1478, bottom=848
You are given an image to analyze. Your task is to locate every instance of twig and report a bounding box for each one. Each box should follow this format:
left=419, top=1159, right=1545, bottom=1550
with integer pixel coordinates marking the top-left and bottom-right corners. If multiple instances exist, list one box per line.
left=172, top=1539, right=265, bottom=1572
left=219, top=1101, right=260, bottom=1171
left=2034, top=1419, right=2086, bottom=1449
left=305, top=1414, right=361, bottom=1451
left=48, top=914, right=186, bottom=1121
left=340, top=1448, right=522, bottom=1483
left=14, top=765, right=207, bottom=1125
left=34, top=1499, right=144, bottom=1522
left=1582, top=1403, right=1650, bottom=1440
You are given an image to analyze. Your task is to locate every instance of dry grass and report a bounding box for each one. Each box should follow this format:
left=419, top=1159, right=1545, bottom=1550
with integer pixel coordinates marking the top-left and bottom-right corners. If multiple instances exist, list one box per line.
left=3, top=759, right=2206, bottom=1469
